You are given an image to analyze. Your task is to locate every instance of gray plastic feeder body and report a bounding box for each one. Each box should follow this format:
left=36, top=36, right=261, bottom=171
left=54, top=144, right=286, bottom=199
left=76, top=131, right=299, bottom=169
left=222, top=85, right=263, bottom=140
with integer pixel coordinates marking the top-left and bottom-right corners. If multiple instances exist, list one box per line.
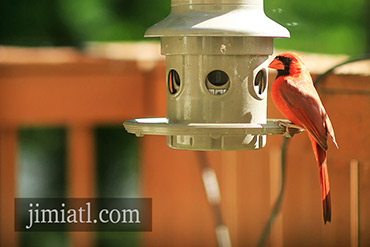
left=124, top=0, right=291, bottom=150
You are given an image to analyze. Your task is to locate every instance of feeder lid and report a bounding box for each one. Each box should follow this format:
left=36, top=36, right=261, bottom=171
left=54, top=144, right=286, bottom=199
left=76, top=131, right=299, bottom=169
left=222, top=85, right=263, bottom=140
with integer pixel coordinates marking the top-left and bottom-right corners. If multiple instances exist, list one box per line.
left=145, top=0, right=290, bottom=38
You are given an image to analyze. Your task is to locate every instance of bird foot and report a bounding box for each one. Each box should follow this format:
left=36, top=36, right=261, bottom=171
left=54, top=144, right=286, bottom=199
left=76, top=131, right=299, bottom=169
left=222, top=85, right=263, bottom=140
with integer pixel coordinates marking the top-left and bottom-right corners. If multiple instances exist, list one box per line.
left=277, top=120, right=304, bottom=138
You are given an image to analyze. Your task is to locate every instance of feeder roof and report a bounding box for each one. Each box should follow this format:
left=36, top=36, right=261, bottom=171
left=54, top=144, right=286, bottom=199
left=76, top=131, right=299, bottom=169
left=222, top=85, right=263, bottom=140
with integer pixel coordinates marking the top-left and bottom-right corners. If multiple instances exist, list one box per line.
left=145, top=3, right=290, bottom=38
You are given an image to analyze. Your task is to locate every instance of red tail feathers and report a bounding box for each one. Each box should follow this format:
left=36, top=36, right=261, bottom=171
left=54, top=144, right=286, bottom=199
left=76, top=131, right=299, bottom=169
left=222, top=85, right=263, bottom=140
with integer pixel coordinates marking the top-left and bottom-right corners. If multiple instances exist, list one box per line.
left=310, top=135, right=331, bottom=224
left=318, top=158, right=331, bottom=224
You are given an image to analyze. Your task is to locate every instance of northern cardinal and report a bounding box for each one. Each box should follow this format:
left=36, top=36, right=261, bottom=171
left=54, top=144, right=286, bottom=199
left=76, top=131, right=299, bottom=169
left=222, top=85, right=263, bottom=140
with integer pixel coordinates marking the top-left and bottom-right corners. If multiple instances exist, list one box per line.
left=268, top=52, right=338, bottom=224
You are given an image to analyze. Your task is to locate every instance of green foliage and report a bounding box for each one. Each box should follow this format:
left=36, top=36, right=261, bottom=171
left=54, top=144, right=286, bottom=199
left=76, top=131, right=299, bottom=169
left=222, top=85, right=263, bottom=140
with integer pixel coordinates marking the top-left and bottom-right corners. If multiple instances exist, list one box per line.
left=0, top=0, right=170, bottom=46
left=95, top=126, right=139, bottom=198
left=265, top=0, right=369, bottom=55
left=18, top=127, right=66, bottom=198
left=95, top=126, right=139, bottom=247
left=18, top=127, right=67, bottom=247
left=20, top=232, right=67, bottom=247
left=0, top=0, right=368, bottom=55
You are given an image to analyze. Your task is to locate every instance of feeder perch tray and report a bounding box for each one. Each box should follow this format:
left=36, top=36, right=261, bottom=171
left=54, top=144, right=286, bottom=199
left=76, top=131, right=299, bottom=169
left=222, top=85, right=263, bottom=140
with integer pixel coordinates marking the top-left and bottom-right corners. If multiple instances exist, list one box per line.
left=123, top=118, right=303, bottom=150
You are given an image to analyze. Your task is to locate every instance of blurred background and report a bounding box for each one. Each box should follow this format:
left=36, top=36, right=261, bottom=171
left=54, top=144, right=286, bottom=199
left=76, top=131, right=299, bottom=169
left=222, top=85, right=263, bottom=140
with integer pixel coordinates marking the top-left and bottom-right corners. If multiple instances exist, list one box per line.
left=0, top=0, right=369, bottom=53
left=0, top=0, right=369, bottom=246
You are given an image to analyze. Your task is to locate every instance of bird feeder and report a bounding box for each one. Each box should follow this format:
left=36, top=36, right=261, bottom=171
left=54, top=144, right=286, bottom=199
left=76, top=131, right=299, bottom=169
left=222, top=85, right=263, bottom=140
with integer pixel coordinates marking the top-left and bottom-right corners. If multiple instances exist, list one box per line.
left=124, top=0, right=300, bottom=150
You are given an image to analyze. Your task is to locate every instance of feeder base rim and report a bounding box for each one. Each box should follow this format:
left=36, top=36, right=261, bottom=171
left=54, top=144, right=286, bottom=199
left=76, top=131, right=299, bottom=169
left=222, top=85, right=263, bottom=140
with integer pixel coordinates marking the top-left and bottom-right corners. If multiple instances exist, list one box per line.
left=123, top=117, right=303, bottom=137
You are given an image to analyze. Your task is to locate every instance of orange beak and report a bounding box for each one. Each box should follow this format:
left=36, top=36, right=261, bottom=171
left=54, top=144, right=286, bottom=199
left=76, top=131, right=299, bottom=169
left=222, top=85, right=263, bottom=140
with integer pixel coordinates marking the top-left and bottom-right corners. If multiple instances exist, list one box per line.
left=268, top=58, right=285, bottom=70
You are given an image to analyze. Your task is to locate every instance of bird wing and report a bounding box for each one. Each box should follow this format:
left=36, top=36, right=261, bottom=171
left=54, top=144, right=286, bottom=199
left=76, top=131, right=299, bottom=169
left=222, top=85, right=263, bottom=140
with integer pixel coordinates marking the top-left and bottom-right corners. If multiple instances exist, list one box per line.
left=279, top=77, right=329, bottom=151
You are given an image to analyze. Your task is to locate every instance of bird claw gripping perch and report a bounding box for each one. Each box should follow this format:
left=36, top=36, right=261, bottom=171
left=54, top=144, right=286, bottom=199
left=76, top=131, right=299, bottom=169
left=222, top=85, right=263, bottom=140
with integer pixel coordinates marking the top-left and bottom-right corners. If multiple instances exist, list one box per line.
left=277, top=120, right=304, bottom=138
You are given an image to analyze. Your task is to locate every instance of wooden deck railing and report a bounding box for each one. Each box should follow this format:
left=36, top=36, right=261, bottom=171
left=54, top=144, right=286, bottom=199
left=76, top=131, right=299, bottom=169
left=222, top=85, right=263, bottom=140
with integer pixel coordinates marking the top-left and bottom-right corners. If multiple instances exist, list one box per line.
left=0, top=45, right=369, bottom=247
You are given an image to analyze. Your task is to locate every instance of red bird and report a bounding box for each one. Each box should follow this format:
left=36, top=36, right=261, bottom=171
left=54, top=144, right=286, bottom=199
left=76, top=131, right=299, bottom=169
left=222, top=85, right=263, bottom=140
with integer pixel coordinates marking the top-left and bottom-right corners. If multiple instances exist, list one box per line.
left=268, top=52, right=338, bottom=224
